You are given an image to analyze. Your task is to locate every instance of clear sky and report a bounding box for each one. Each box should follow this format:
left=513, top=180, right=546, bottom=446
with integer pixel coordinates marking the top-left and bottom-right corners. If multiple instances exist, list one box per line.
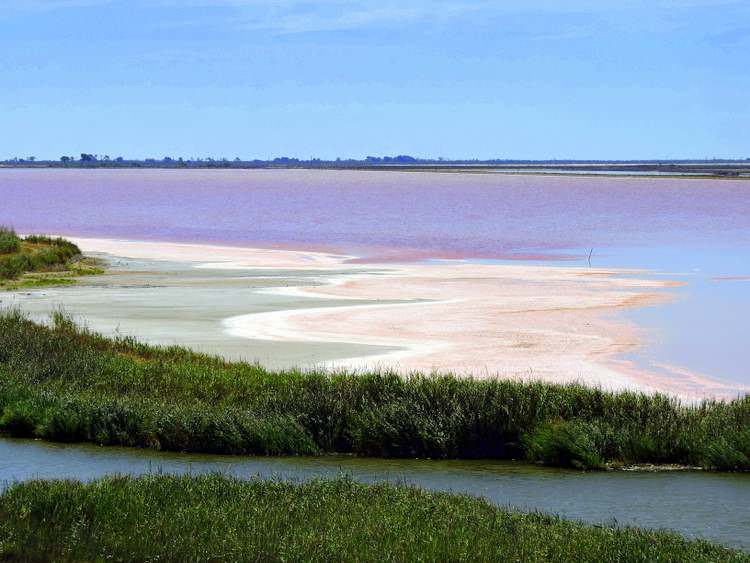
left=2, top=0, right=748, bottom=160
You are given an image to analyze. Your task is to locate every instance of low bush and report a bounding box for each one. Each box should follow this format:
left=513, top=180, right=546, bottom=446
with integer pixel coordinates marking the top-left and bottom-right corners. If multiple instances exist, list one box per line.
left=0, top=226, right=21, bottom=254
left=0, top=231, right=81, bottom=280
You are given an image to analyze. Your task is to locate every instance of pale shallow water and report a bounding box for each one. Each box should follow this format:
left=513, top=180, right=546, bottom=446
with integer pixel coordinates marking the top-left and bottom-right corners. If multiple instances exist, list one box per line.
left=1, top=438, right=748, bottom=551
left=586, top=246, right=749, bottom=387
left=0, top=254, right=403, bottom=368
left=1, top=168, right=749, bottom=387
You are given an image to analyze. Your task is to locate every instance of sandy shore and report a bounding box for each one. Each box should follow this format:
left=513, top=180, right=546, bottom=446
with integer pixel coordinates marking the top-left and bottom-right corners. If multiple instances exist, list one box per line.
left=24, top=237, right=745, bottom=399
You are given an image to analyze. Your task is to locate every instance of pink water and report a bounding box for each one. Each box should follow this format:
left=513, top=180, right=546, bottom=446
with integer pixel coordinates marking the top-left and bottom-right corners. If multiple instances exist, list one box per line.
left=2, top=168, right=749, bottom=387
left=2, top=168, right=749, bottom=262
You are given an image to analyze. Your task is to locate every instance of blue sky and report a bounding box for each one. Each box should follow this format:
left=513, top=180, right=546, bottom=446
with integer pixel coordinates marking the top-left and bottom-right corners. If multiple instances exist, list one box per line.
left=2, top=0, right=749, bottom=160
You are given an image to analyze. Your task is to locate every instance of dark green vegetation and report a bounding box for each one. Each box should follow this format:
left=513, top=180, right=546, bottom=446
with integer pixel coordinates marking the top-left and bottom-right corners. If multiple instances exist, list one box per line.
left=1, top=311, right=748, bottom=470
left=0, top=229, right=101, bottom=289
left=0, top=474, right=746, bottom=562
left=0, top=227, right=22, bottom=255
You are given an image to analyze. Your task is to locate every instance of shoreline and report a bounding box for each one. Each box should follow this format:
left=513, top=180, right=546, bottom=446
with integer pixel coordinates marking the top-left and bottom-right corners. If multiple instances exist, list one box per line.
left=2, top=305, right=749, bottom=472
left=48, top=236, right=746, bottom=400
left=3, top=164, right=750, bottom=182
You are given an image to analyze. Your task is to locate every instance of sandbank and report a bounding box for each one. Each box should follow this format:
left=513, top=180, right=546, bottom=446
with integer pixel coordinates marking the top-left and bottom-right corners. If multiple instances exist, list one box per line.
left=14, top=236, right=749, bottom=399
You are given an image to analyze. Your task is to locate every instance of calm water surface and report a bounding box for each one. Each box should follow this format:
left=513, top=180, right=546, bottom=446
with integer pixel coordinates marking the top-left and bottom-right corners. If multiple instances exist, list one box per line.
left=3, top=168, right=747, bottom=387
left=1, top=438, right=748, bottom=551
left=2, top=168, right=749, bottom=261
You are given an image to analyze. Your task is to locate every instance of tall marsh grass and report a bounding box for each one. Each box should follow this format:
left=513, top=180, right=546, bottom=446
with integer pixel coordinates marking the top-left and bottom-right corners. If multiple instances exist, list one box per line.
left=0, top=310, right=748, bottom=469
left=0, top=474, right=746, bottom=562
left=0, top=231, right=81, bottom=280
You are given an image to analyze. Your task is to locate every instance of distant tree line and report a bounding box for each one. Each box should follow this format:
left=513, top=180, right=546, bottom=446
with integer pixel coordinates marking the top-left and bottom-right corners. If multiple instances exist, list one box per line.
left=2, top=154, right=749, bottom=174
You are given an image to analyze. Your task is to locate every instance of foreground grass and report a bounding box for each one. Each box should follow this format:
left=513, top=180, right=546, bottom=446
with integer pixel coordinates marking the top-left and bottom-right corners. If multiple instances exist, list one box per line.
left=0, top=474, right=745, bottom=562
left=1, top=311, right=748, bottom=470
left=0, top=228, right=102, bottom=289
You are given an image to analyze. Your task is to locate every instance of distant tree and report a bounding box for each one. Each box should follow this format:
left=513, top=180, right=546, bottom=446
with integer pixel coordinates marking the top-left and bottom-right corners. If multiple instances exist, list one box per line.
left=80, top=153, right=97, bottom=162
left=394, top=155, right=416, bottom=163
left=115, top=156, right=124, bottom=162
left=60, top=156, right=71, bottom=164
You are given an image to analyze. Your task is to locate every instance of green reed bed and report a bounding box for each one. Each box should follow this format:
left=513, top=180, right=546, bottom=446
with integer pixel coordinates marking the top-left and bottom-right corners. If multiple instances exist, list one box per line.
left=0, top=310, right=748, bottom=470
left=1, top=474, right=746, bottom=562
left=0, top=230, right=83, bottom=282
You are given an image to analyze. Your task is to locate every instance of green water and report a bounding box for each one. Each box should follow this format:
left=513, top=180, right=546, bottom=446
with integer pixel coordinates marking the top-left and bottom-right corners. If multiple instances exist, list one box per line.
left=2, top=438, right=748, bottom=551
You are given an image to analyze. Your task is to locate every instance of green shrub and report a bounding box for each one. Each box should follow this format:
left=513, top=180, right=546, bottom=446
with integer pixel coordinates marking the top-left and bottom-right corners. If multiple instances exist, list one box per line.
left=0, top=253, right=32, bottom=279
left=0, top=400, right=39, bottom=437
left=0, top=226, right=21, bottom=254
left=0, top=231, right=81, bottom=280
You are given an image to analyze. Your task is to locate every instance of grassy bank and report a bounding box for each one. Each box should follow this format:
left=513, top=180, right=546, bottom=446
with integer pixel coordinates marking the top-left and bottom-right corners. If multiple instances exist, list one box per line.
left=0, top=228, right=101, bottom=289
left=0, top=311, right=748, bottom=470
left=0, top=474, right=746, bottom=562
